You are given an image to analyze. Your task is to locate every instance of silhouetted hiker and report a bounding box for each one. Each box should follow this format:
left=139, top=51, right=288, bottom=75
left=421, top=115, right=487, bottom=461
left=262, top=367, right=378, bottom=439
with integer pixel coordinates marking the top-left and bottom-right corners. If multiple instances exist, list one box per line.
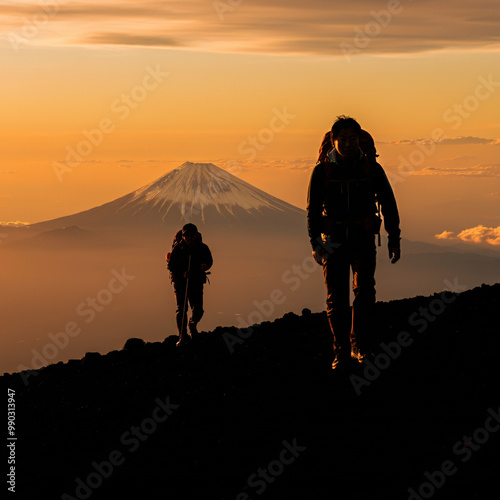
left=167, top=223, right=213, bottom=345
left=307, top=115, right=401, bottom=369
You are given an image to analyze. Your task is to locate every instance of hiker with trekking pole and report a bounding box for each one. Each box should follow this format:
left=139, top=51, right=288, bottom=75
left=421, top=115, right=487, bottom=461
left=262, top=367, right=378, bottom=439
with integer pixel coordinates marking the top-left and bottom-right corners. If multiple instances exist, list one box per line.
left=307, top=115, right=401, bottom=370
left=166, top=223, right=213, bottom=346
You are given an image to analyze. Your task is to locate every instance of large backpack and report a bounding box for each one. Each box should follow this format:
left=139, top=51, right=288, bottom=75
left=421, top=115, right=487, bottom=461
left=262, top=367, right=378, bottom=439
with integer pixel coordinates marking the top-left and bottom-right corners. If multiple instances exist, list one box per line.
left=317, top=129, right=377, bottom=163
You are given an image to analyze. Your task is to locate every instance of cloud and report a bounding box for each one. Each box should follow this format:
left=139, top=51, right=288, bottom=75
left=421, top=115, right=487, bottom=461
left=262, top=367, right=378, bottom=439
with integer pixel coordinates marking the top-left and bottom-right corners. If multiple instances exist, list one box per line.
left=435, top=225, right=500, bottom=245
left=83, top=33, right=184, bottom=48
left=0, top=221, right=31, bottom=228
left=436, top=155, right=475, bottom=163
left=414, top=163, right=500, bottom=177
left=214, top=158, right=315, bottom=173
left=435, top=230, right=456, bottom=240
left=1, top=0, right=500, bottom=56
left=437, top=137, right=499, bottom=145
left=387, top=136, right=500, bottom=177
left=382, top=136, right=499, bottom=145
left=457, top=225, right=500, bottom=245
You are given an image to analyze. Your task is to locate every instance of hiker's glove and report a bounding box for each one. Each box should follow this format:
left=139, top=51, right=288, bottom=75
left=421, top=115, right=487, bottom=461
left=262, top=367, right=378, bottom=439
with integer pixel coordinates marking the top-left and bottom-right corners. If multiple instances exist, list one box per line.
left=389, top=246, right=401, bottom=264
left=312, top=248, right=326, bottom=265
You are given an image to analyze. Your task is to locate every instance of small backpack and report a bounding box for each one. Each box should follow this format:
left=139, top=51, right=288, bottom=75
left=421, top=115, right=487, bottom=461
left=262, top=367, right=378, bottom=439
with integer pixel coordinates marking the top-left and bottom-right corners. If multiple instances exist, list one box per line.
left=165, top=229, right=183, bottom=265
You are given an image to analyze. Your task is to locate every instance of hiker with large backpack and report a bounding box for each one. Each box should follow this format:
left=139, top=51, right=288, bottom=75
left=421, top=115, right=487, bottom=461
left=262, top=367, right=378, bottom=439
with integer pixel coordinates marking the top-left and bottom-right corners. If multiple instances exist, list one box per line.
left=166, top=223, right=213, bottom=345
left=307, top=115, right=401, bottom=369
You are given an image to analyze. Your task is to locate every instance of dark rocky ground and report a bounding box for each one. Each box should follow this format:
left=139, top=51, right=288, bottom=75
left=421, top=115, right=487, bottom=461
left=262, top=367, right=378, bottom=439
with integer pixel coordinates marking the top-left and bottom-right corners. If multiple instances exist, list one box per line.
left=2, top=283, right=500, bottom=500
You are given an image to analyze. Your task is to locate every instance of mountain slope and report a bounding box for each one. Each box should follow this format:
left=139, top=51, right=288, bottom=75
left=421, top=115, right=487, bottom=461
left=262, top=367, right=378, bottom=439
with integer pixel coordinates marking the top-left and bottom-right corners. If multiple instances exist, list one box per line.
left=4, top=282, right=499, bottom=499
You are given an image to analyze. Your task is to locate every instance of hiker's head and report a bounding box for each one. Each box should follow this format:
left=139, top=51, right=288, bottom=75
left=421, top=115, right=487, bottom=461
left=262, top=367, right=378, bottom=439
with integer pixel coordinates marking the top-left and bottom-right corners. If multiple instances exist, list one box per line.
left=182, top=223, right=198, bottom=246
left=330, top=116, right=361, bottom=159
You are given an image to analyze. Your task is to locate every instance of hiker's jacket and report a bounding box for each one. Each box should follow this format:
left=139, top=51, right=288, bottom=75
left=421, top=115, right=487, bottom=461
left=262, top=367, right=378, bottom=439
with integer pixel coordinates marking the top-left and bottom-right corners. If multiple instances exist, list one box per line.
left=307, top=149, right=400, bottom=248
left=167, top=240, right=213, bottom=284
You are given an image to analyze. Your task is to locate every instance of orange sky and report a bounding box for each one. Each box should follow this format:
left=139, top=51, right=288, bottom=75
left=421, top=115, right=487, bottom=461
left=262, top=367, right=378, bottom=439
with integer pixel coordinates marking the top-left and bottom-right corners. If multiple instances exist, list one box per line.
left=1, top=0, right=499, bottom=245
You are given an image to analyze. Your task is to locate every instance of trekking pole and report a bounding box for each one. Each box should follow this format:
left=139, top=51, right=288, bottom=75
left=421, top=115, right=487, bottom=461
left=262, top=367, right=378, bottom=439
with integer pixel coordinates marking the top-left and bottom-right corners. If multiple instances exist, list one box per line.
left=180, top=254, right=191, bottom=342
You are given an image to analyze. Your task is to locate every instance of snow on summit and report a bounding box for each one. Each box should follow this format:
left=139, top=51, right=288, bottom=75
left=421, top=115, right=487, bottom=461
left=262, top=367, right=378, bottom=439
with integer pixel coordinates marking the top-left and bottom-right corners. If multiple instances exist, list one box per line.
left=125, top=161, right=302, bottom=221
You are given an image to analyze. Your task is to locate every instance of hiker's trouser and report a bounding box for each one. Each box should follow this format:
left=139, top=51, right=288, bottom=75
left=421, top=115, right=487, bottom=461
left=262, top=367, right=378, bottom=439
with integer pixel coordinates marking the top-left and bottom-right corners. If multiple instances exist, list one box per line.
left=323, top=239, right=376, bottom=354
left=173, top=279, right=204, bottom=334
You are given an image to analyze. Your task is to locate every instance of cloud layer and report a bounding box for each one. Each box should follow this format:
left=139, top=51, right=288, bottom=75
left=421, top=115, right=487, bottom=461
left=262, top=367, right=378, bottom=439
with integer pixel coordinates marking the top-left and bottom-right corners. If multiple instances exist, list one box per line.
left=0, top=221, right=31, bottom=227
left=435, top=225, right=500, bottom=245
left=2, top=0, right=500, bottom=56
left=382, top=136, right=500, bottom=146
left=416, top=164, right=500, bottom=177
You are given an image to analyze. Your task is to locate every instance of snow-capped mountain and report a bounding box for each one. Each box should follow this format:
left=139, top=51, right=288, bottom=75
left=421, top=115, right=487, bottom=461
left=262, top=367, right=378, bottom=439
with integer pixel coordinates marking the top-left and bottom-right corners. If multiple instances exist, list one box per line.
left=31, top=162, right=305, bottom=234
left=116, top=161, right=303, bottom=222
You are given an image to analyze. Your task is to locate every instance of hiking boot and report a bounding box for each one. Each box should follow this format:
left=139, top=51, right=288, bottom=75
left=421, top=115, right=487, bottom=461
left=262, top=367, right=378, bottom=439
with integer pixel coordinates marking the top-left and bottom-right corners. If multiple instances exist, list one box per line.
left=351, top=345, right=373, bottom=363
left=188, top=322, right=198, bottom=338
left=331, top=356, right=340, bottom=370
left=176, top=333, right=191, bottom=347
left=332, top=347, right=351, bottom=370
left=351, top=345, right=365, bottom=363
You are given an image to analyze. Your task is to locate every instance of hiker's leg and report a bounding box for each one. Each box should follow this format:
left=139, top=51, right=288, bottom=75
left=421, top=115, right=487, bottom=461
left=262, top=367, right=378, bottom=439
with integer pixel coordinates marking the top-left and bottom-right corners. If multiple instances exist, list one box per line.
left=173, top=280, right=188, bottom=335
left=324, top=245, right=351, bottom=359
left=351, top=242, right=377, bottom=353
left=188, top=281, right=204, bottom=332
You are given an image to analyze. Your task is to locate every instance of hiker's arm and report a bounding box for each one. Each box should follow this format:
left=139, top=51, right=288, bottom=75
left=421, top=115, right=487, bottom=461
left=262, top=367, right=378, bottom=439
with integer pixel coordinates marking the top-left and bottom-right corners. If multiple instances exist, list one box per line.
left=307, top=164, right=324, bottom=249
left=374, top=164, right=401, bottom=253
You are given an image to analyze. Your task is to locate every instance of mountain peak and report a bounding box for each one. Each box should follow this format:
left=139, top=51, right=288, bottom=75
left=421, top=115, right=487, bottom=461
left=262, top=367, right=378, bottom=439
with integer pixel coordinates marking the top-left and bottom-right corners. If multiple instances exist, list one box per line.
left=121, top=161, right=303, bottom=223
left=178, top=161, right=219, bottom=170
